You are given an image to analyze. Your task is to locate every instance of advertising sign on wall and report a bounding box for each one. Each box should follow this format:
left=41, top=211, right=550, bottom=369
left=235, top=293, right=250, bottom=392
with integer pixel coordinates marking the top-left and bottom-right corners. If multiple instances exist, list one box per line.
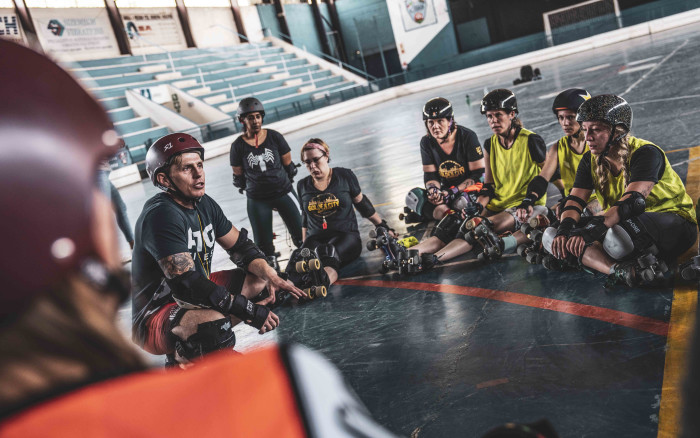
left=187, top=7, right=239, bottom=48
left=31, top=8, right=120, bottom=61
left=120, top=8, right=187, bottom=54
left=0, top=9, right=26, bottom=45
left=386, top=0, right=450, bottom=67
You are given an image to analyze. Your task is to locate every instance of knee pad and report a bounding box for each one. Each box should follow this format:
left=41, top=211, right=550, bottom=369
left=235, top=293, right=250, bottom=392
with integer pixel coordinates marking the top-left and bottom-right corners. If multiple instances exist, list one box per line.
left=603, top=217, right=653, bottom=261
left=315, top=243, right=340, bottom=271
left=405, top=188, right=427, bottom=216
left=542, top=227, right=557, bottom=255
left=432, top=211, right=462, bottom=243
left=174, top=318, right=236, bottom=360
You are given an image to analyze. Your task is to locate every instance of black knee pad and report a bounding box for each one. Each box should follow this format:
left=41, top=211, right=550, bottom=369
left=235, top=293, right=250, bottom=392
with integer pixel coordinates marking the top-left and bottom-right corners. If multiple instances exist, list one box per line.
left=174, top=317, right=236, bottom=360
left=432, top=212, right=462, bottom=243
left=259, top=242, right=275, bottom=257
left=315, top=243, right=340, bottom=271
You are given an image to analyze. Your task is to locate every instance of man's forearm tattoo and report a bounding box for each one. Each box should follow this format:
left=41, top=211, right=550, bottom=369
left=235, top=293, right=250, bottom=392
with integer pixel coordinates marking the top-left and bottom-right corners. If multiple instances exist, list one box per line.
left=158, top=252, right=195, bottom=279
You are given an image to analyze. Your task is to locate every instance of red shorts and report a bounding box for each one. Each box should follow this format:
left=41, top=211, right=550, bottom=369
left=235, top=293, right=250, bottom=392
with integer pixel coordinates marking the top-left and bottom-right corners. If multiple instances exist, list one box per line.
left=142, top=269, right=246, bottom=355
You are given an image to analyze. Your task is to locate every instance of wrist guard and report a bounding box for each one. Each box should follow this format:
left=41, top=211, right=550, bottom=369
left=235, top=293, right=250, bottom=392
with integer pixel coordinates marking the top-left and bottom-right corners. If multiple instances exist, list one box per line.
left=517, top=194, right=537, bottom=211
left=284, top=162, right=299, bottom=183
left=570, top=216, right=608, bottom=244
left=376, top=219, right=394, bottom=233
left=232, top=173, right=246, bottom=190
left=479, top=183, right=495, bottom=200
left=555, top=217, right=577, bottom=238
left=228, top=293, right=270, bottom=329
left=463, top=201, right=483, bottom=218
left=226, top=228, right=266, bottom=271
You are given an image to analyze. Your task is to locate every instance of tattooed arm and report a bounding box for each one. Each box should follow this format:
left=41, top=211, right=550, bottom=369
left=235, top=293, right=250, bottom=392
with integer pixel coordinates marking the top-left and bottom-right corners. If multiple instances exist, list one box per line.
left=157, top=252, right=195, bottom=279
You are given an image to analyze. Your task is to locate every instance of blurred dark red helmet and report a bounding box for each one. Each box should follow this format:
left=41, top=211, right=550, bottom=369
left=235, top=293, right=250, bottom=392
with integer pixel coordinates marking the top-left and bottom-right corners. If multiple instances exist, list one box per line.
left=145, top=133, right=204, bottom=191
left=0, top=40, right=123, bottom=318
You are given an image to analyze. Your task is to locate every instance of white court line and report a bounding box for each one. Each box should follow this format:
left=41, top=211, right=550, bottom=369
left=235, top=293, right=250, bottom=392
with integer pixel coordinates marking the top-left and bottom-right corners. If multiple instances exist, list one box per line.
left=629, top=94, right=700, bottom=105
left=345, top=133, right=375, bottom=144
left=627, top=56, right=662, bottom=66
left=619, top=63, right=656, bottom=74
left=583, top=63, right=611, bottom=72
left=621, top=39, right=689, bottom=97
left=538, top=91, right=560, bottom=100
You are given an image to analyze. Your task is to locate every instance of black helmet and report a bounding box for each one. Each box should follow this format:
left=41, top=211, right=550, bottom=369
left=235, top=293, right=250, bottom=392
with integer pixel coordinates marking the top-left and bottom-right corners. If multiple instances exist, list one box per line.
left=576, top=94, right=632, bottom=140
left=480, top=89, right=518, bottom=115
left=237, top=97, right=265, bottom=120
left=423, top=97, right=453, bottom=120
left=552, top=88, right=591, bottom=114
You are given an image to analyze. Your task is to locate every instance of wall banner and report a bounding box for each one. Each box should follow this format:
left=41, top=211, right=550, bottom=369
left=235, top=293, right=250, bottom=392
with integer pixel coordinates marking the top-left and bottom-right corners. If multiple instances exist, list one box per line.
left=31, top=8, right=120, bottom=61
left=0, top=9, right=26, bottom=45
left=120, top=8, right=187, bottom=54
left=386, top=0, right=450, bottom=67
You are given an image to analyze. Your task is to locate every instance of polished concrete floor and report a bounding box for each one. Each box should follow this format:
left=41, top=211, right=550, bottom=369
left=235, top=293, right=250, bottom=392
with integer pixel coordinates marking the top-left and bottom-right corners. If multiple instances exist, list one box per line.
left=115, top=22, right=700, bottom=437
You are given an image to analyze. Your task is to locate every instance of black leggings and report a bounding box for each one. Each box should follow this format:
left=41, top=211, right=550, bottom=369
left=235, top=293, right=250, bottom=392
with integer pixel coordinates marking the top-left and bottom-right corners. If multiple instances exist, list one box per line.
left=637, top=212, right=697, bottom=259
left=303, top=231, right=362, bottom=268
left=247, top=191, right=303, bottom=256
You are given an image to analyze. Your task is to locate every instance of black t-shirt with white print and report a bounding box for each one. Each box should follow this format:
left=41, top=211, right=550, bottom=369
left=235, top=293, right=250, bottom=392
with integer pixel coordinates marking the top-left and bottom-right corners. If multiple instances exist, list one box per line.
left=230, top=129, right=292, bottom=200
left=131, top=192, right=233, bottom=344
left=297, top=167, right=362, bottom=237
left=420, top=125, right=483, bottom=188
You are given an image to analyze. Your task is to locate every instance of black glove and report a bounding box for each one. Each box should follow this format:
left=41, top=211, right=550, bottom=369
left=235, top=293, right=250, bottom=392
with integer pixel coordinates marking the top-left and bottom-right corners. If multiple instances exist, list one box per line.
left=284, top=162, right=299, bottom=183
left=570, top=216, right=608, bottom=244
left=517, top=194, right=537, bottom=211
left=462, top=201, right=483, bottom=218
left=444, top=186, right=460, bottom=204
left=233, top=173, right=246, bottom=190
left=376, top=219, right=394, bottom=234
left=555, top=217, right=577, bottom=238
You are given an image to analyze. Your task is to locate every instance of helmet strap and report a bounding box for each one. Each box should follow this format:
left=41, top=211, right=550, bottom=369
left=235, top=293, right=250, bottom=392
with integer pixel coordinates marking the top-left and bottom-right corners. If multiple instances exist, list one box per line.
left=164, top=173, right=200, bottom=207
left=438, top=118, right=454, bottom=143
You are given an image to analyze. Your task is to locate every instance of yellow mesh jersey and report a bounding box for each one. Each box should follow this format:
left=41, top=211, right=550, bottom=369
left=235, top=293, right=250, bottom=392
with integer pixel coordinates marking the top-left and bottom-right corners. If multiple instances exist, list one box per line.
left=591, top=136, right=696, bottom=224
left=556, top=135, right=597, bottom=202
left=488, top=128, right=545, bottom=211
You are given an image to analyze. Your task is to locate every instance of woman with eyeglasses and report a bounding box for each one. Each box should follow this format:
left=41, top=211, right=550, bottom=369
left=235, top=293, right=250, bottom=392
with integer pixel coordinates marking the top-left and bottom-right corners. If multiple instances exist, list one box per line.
left=230, top=97, right=303, bottom=268
left=287, top=138, right=396, bottom=291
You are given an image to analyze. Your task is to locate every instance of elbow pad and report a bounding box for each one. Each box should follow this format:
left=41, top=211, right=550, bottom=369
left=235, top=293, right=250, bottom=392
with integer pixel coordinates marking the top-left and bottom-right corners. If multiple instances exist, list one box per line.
left=226, top=228, right=266, bottom=271
left=354, top=194, right=376, bottom=218
left=233, top=173, right=246, bottom=190
left=423, top=171, right=440, bottom=186
left=614, top=191, right=646, bottom=221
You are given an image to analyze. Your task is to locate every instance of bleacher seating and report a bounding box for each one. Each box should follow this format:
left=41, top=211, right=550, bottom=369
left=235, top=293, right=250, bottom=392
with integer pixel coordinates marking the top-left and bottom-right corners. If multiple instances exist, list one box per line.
left=73, top=41, right=365, bottom=169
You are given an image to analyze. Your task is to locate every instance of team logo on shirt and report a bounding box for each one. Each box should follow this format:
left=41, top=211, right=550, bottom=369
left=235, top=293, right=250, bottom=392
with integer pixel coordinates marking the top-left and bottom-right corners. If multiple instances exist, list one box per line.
left=187, top=224, right=215, bottom=262
left=475, top=145, right=482, bottom=156
left=247, top=148, right=275, bottom=172
left=439, top=160, right=465, bottom=180
left=308, top=193, right=340, bottom=217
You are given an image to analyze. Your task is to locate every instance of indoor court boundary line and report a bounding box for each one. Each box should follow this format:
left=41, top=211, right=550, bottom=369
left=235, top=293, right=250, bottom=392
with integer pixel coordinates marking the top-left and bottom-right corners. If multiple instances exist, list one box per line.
left=335, top=279, right=669, bottom=336
left=656, top=145, right=700, bottom=437
left=620, top=39, right=689, bottom=97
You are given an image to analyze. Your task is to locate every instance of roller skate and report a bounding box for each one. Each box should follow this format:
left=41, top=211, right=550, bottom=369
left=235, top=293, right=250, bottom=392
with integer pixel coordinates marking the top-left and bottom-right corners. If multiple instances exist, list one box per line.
left=680, top=255, right=700, bottom=281
left=462, top=217, right=503, bottom=262
left=398, top=206, right=423, bottom=224
left=367, top=226, right=405, bottom=273
left=285, top=248, right=330, bottom=300
left=396, top=249, right=439, bottom=275
left=605, top=246, right=668, bottom=288
left=516, top=215, right=549, bottom=265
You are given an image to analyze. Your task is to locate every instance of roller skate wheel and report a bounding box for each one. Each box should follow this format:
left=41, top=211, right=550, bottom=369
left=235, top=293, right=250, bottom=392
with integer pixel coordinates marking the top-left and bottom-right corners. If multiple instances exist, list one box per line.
left=308, top=258, right=321, bottom=271
left=377, top=236, right=388, bottom=246
left=367, top=240, right=378, bottom=251
left=369, top=229, right=378, bottom=239
left=304, top=287, right=314, bottom=299
left=638, top=253, right=655, bottom=268
left=296, top=260, right=308, bottom=273
left=477, top=252, right=487, bottom=262
left=525, top=251, right=537, bottom=264
left=317, top=286, right=327, bottom=298
left=516, top=244, right=528, bottom=257
left=681, top=265, right=698, bottom=281
left=380, top=263, right=390, bottom=274
left=465, top=232, right=477, bottom=245
left=640, top=268, right=654, bottom=283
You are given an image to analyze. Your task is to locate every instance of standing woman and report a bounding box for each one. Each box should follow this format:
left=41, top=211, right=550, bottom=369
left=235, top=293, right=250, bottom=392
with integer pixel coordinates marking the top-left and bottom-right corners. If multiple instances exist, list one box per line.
left=290, top=139, right=395, bottom=289
left=549, top=95, right=697, bottom=286
left=230, top=97, right=303, bottom=265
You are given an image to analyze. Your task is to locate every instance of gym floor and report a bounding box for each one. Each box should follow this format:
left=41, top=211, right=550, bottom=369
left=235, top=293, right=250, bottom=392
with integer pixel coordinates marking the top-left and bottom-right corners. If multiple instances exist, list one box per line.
left=116, top=22, right=700, bottom=437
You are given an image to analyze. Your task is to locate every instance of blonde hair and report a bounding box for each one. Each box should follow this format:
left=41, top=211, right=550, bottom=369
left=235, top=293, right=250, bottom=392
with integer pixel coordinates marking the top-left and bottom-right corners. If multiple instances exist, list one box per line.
left=595, top=125, right=631, bottom=189
left=300, top=138, right=330, bottom=162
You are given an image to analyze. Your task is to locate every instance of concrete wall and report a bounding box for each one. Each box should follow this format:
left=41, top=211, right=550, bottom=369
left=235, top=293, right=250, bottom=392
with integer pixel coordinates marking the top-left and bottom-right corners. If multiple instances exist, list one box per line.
left=187, top=7, right=239, bottom=48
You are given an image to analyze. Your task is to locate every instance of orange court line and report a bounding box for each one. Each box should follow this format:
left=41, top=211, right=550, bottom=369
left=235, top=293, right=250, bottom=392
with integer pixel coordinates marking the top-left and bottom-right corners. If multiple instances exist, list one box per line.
left=335, top=279, right=669, bottom=336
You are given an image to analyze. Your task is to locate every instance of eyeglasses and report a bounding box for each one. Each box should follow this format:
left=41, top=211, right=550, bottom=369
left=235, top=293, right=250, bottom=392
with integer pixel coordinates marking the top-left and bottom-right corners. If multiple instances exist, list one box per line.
left=302, top=155, right=326, bottom=167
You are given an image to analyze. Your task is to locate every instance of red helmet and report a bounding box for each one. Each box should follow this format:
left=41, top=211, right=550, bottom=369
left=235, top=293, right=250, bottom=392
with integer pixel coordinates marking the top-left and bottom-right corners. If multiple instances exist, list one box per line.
left=145, top=133, right=205, bottom=191
left=0, top=40, right=122, bottom=318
